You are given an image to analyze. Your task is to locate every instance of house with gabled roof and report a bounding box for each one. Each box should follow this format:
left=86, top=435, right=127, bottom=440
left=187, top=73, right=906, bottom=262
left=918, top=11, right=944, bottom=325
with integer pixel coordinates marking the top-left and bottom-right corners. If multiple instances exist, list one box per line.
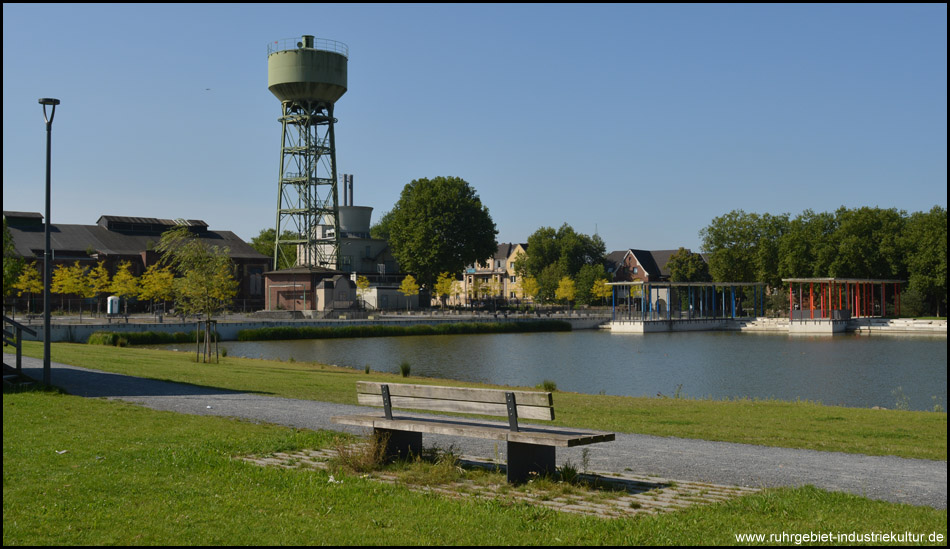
left=607, top=249, right=691, bottom=283
left=606, top=248, right=707, bottom=316
left=452, top=242, right=527, bottom=307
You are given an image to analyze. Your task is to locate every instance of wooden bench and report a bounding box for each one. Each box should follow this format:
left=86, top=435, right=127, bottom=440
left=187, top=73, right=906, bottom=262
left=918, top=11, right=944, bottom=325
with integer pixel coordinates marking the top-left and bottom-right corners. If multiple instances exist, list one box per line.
left=331, top=381, right=615, bottom=483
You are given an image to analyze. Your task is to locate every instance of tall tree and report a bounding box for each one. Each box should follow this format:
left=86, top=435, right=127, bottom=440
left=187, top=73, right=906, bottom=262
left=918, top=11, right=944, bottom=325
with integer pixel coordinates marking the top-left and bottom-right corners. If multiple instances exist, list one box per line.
left=827, top=206, right=906, bottom=279
left=369, top=209, right=395, bottom=241
left=514, top=223, right=605, bottom=302
left=574, top=263, right=608, bottom=305
left=753, top=213, right=789, bottom=287
left=156, top=226, right=238, bottom=362
left=250, top=228, right=297, bottom=270
left=903, top=206, right=947, bottom=316
left=700, top=210, right=763, bottom=283
left=777, top=209, right=838, bottom=278
left=387, top=176, right=498, bottom=288
left=667, top=248, right=711, bottom=283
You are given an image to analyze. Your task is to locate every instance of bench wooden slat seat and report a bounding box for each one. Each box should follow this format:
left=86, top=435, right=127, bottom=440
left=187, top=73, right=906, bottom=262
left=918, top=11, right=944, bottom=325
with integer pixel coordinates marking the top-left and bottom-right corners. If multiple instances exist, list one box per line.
left=332, top=381, right=615, bottom=483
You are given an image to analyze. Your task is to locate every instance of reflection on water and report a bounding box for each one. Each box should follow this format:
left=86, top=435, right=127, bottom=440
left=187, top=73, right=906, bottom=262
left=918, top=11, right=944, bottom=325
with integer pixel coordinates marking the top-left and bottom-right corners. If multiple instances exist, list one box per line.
left=182, top=331, right=947, bottom=411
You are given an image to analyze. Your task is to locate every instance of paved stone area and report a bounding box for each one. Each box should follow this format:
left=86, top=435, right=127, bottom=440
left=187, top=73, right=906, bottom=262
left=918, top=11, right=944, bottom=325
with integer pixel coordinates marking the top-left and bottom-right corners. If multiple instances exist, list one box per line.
left=240, top=445, right=760, bottom=519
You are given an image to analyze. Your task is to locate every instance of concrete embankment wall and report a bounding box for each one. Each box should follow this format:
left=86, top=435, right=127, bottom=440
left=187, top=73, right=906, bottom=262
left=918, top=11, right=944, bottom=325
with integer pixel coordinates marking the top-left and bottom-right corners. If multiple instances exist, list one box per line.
left=848, top=318, right=947, bottom=335
left=609, top=317, right=946, bottom=335
left=17, top=315, right=610, bottom=343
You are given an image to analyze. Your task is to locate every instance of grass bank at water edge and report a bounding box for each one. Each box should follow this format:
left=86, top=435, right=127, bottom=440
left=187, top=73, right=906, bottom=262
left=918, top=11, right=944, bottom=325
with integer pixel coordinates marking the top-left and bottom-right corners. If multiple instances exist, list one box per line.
left=12, top=341, right=947, bottom=461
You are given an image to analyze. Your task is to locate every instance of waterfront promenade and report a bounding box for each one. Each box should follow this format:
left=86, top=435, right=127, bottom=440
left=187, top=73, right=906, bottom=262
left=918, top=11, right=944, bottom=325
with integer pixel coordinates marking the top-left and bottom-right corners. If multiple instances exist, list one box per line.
left=5, top=353, right=945, bottom=510
left=6, top=310, right=945, bottom=343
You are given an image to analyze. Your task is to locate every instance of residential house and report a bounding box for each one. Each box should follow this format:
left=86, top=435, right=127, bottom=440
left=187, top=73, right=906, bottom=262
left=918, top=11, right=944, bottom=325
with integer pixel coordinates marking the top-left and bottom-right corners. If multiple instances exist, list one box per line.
left=451, top=243, right=528, bottom=307
left=607, top=248, right=706, bottom=315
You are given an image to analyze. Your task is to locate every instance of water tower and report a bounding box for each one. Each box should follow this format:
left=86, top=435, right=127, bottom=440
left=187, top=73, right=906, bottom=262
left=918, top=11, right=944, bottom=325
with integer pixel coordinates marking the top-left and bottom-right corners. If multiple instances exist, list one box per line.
left=268, top=35, right=348, bottom=269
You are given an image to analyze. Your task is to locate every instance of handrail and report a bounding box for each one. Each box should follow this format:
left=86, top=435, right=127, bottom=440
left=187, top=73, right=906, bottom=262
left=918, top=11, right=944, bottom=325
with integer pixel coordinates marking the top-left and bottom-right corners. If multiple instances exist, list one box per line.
left=2, top=314, right=37, bottom=377
left=2, top=315, right=37, bottom=337
left=268, top=37, right=349, bottom=58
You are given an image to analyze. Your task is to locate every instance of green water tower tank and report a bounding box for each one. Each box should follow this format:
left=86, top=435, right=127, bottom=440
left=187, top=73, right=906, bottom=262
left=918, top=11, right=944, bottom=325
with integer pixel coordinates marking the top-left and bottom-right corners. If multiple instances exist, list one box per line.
left=267, top=35, right=348, bottom=104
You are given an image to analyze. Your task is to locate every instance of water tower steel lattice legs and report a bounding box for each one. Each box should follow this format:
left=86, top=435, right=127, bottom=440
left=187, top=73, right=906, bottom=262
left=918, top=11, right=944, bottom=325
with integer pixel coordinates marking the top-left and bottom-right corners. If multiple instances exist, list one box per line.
left=274, top=100, right=341, bottom=269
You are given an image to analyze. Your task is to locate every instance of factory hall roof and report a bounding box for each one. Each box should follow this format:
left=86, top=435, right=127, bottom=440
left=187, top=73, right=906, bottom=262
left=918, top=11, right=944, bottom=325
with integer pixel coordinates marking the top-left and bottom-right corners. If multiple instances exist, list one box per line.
left=4, top=211, right=265, bottom=261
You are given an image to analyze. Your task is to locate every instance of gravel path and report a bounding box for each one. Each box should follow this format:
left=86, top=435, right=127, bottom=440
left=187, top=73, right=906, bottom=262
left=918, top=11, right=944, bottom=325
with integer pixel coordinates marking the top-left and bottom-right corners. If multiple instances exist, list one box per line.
left=6, top=354, right=946, bottom=509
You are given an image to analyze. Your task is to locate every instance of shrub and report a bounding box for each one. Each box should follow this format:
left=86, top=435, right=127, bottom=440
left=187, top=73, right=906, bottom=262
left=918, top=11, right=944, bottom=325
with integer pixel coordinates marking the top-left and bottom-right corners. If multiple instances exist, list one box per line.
left=86, top=330, right=213, bottom=346
left=236, top=320, right=571, bottom=342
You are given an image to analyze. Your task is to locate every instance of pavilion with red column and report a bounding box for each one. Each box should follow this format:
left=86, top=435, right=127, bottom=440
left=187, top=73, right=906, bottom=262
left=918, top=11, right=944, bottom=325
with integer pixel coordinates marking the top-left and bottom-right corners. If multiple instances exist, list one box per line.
left=782, top=278, right=904, bottom=333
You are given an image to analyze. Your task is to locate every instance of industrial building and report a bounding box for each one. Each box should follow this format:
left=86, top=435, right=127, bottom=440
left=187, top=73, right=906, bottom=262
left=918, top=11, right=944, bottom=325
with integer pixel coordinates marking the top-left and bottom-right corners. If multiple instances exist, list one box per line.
left=3, top=211, right=269, bottom=311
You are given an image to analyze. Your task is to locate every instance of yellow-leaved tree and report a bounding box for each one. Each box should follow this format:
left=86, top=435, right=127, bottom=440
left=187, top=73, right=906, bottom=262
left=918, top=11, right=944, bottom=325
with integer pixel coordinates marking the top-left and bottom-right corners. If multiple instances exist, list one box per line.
left=591, top=278, right=612, bottom=306
left=398, top=274, right=419, bottom=312
left=355, top=275, right=371, bottom=310
left=520, top=275, right=540, bottom=307
left=433, top=272, right=455, bottom=310
left=139, top=264, right=176, bottom=316
left=555, top=276, right=576, bottom=312
left=14, top=261, right=43, bottom=313
left=87, top=261, right=111, bottom=316
left=110, top=261, right=141, bottom=316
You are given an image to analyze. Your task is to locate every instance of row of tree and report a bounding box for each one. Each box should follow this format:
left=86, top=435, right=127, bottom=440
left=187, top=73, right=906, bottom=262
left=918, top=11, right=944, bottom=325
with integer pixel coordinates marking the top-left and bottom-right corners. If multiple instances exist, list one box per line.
left=699, top=206, right=947, bottom=316
left=7, top=227, right=240, bottom=329
left=13, top=259, right=172, bottom=317
left=428, top=269, right=613, bottom=310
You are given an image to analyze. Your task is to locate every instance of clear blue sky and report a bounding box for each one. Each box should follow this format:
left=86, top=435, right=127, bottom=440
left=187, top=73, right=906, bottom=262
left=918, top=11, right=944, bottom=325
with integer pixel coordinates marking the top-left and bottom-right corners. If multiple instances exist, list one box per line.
left=3, top=3, right=946, bottom=254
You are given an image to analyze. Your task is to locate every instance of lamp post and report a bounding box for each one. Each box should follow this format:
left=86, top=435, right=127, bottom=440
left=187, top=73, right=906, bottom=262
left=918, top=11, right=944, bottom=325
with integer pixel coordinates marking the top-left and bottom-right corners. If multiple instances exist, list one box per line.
left=39, top=97, right=59, bottom=386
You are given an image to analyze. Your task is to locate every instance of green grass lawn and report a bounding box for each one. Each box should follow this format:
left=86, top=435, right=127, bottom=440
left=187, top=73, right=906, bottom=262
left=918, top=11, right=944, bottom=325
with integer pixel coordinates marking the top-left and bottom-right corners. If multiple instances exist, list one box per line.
left=14, top=341, right=948, bottom=461
left=4, top=388, right=946, bottom=545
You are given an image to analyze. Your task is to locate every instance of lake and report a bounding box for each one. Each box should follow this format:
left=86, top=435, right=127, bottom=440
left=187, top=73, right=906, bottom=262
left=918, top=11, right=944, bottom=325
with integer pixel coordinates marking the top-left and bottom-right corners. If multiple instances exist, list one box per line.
left=181, top=330, right=946, bottom=412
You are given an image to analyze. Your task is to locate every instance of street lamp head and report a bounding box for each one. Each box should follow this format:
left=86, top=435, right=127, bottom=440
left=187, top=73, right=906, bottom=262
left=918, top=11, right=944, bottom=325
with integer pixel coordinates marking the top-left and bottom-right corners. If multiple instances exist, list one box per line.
left=39, top=98, right=60, bottom=126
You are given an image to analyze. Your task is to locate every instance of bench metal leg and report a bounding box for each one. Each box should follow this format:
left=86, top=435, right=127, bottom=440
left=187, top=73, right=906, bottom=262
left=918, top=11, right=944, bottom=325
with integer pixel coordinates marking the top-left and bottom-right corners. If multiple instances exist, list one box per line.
left=506, top=442, right=555, bottom=483
left=376, top=428, right=422, bottom=461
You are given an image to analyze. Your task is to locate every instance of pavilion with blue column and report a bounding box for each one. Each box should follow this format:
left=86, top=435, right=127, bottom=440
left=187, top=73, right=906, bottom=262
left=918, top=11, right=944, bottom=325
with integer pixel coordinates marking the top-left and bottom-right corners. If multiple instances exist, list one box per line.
left=608, top=281, right=768, bottom=331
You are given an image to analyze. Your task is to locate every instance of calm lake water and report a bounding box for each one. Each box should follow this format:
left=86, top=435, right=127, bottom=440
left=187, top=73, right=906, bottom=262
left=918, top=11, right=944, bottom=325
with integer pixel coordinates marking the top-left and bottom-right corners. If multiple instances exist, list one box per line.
left=180, top=330, right=947, bottom=411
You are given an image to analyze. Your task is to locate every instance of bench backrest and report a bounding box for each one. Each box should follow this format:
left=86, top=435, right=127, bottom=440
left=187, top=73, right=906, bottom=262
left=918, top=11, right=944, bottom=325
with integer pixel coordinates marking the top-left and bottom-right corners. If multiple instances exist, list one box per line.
left=356, top=381, right=555, bottom=425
